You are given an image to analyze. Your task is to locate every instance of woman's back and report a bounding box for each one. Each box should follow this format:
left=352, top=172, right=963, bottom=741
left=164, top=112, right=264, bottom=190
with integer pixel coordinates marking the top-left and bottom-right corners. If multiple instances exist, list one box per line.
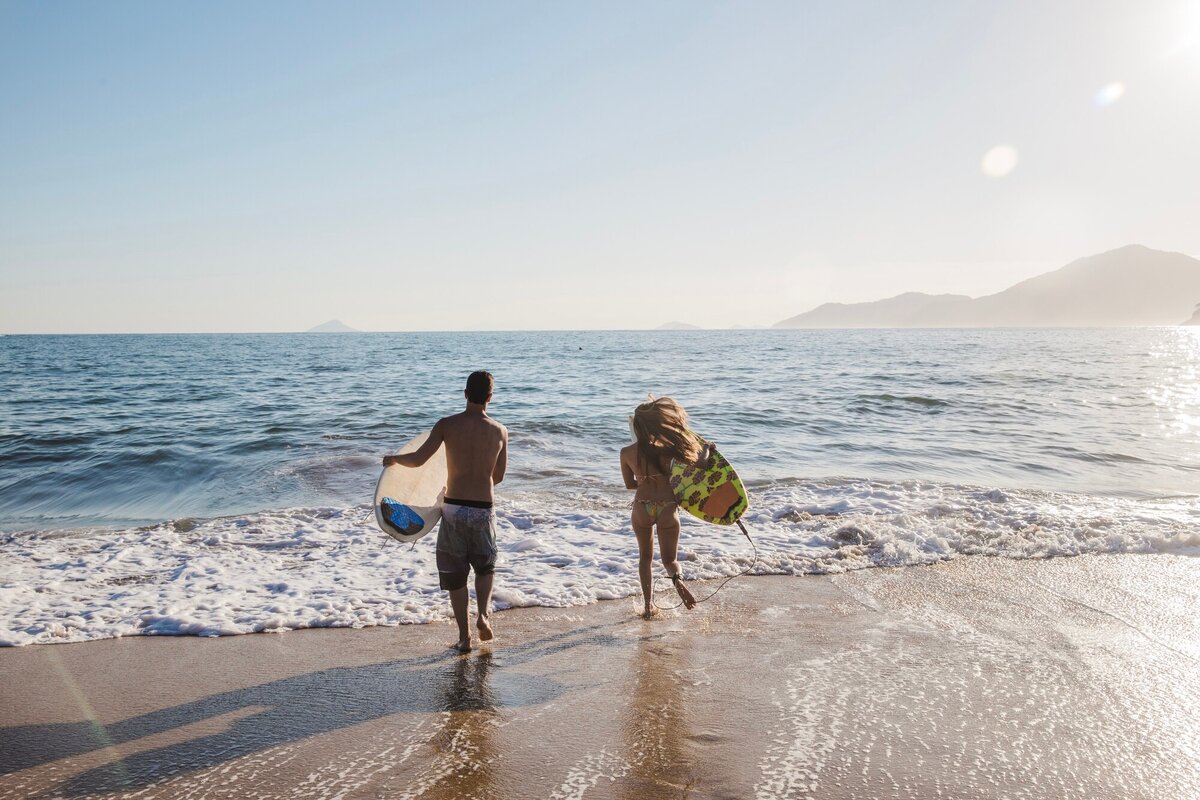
left=620, top=443, right=674, bottom=502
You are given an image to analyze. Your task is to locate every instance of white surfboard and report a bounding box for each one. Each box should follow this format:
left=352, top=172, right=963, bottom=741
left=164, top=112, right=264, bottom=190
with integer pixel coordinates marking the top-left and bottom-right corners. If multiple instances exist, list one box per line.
left=373, top=430, right=448, bottom=543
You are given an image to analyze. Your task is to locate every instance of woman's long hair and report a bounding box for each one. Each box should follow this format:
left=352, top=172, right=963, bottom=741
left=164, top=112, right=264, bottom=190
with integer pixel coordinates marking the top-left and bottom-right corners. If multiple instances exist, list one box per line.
left=631, top=396, right=704, bottom=473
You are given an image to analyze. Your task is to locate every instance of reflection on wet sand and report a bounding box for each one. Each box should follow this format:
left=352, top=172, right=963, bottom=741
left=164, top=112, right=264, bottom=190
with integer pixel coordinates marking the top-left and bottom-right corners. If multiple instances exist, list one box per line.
left=418, top=653, right=499, bottom=800
left=617, top=633, right=696, bottom=799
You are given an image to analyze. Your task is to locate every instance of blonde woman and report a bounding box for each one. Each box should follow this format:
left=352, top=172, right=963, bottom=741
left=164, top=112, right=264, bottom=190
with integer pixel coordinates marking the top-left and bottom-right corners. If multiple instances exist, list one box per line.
left=620, top=397, right=702, bottom=617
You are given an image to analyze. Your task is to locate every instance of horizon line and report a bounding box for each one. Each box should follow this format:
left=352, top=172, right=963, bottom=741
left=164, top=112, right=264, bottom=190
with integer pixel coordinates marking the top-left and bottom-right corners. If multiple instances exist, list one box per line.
left=3, top=324, right=1196, bottom=336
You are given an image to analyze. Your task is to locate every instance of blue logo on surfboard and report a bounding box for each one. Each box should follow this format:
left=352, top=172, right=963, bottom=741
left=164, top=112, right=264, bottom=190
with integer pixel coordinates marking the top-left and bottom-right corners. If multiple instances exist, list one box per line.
left=381, top=497, right=425, bottom=536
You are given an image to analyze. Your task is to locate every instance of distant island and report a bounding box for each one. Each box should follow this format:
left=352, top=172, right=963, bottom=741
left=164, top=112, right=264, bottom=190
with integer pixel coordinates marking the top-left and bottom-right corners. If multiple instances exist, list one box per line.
left=774, top=245, right=1200, bottom=328
left=657, top=321, right=702, bottom=330
left=1184, top=304, right=1200, bottom=326
left=306, top=319, right=359, bottom=333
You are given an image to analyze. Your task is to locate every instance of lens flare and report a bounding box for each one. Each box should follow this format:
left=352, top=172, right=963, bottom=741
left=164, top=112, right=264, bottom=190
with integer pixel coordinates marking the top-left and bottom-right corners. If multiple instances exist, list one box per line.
left=1094, top=81, right=1126, bottom=107
left=981, top=145, right=1019, bottom=178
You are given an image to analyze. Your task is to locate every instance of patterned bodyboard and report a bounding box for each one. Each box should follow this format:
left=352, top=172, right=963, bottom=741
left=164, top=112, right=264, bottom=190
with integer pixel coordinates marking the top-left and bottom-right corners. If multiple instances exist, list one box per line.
left=670, top=443, right=749, bottom=525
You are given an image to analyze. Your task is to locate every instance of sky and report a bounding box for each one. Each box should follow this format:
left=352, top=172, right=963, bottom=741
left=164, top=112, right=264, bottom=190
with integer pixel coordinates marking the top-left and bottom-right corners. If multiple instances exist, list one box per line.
left=2, top=0, right=1199, bottom=333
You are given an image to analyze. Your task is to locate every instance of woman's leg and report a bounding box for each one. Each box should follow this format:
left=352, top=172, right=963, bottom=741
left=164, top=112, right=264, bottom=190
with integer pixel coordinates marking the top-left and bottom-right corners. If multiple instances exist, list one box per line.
left=631, top=504, right=656, bottom=617
left=656, top=507, right=697, bottom=609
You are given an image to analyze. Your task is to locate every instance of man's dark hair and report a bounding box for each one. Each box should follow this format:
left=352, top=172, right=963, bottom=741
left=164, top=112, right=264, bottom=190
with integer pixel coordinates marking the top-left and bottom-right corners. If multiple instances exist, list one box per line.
left=465, top=371, right=494, bottom=404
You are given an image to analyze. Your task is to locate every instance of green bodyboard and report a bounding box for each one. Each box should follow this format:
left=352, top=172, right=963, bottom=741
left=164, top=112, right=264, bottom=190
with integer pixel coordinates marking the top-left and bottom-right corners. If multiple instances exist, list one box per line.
left=670, top=442, right=749, bottom=525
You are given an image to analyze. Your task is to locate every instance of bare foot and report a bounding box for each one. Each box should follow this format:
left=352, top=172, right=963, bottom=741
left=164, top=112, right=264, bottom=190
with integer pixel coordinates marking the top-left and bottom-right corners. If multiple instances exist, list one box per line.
left=476, top=615, right=494, bottom=642
left=450, top=638, right=472, bottom=653
left=674, top=578, right=698, bottom=610
left=641, top=608, right=657, bottom=620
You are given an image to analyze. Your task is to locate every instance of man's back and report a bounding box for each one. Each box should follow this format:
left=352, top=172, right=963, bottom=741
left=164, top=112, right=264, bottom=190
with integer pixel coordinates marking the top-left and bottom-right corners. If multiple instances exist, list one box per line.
left=440, top=411, right=507, bottom=502
left=380, top=369, right=505, bottom=653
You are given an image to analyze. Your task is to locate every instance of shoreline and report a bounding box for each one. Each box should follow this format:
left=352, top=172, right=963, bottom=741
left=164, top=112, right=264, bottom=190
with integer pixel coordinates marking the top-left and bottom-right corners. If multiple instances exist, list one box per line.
left=3, top=553, right=1198, bottom=799
left=6, top=479, right=1198, bottom=648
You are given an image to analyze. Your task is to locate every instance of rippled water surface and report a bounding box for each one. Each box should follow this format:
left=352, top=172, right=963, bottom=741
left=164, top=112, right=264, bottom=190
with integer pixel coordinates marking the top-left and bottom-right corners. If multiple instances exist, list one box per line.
left=2, top=328, right=1199, bottom=530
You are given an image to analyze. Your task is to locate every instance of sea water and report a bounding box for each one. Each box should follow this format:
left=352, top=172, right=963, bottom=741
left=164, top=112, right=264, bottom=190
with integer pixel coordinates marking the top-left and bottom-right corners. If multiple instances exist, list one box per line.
left=2, top=329, right=1198, bottom=645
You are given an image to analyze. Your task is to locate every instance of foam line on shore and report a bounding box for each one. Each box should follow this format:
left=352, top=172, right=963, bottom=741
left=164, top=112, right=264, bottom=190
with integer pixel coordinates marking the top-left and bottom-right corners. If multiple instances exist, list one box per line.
left=2, top=478, right=1198, bottom=646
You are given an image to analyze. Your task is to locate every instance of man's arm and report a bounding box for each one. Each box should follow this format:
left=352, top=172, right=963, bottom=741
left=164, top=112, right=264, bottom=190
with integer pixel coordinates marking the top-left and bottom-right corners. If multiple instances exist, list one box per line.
left=492, top=427, right=508, bottom=485
left=382, top=420, right=445, bottom=468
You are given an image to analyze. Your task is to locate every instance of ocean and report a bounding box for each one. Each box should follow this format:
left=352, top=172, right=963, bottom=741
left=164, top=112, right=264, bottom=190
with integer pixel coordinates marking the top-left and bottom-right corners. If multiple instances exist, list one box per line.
left=2, top=329, right=1199, bottom=645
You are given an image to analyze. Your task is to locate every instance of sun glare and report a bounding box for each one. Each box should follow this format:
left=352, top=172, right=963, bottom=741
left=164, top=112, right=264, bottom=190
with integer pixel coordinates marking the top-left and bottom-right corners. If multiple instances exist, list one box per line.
left=981, top=145, right=1019, bottom=178
left=1093, top=81, right=1126, bottom=107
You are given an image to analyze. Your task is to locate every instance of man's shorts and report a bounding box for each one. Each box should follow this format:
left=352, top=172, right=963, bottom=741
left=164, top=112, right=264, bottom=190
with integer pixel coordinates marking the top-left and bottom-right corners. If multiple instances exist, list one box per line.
left=436, top=501, right=498, bottom=591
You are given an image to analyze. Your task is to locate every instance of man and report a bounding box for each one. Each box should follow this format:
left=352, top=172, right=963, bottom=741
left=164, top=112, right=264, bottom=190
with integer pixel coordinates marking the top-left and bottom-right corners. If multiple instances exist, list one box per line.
left=383, top=371, right=508, bottom=653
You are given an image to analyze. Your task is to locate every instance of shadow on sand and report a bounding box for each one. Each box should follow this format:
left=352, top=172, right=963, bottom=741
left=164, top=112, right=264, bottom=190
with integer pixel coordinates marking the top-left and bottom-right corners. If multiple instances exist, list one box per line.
left=1, top=622, right=628, bottom=796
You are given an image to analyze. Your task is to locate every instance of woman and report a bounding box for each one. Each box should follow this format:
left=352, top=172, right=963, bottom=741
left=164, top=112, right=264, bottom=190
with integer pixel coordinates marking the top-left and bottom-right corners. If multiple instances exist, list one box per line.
left=620, top=397, right=701, bottom=617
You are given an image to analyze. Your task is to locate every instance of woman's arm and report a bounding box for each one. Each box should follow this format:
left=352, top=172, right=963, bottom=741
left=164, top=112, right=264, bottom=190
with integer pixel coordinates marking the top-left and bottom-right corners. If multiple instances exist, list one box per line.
left=620, top=449, right=638, bottom=490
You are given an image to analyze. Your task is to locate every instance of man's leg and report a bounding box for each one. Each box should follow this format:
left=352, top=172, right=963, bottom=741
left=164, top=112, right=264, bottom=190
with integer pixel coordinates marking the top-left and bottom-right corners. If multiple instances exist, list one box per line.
left=447, top=584, right=471, bottom=652
left=471, top=508, right=499, bottom=641
left=475, top=570, right=494, bottom=641
left=437, top=506, right=474, bottom=653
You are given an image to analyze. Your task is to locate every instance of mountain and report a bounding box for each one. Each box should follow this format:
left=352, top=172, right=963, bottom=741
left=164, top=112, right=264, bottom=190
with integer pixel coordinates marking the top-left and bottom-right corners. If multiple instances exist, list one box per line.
left=657, top=321, right=701, bottom=330
left=1184, top=304, right=1200, bottom=325
left=306, top=319, right=359, bottom=333
left=776, top=292, right=972, bottom=328
left=775, top=246, right=1200, bottom=328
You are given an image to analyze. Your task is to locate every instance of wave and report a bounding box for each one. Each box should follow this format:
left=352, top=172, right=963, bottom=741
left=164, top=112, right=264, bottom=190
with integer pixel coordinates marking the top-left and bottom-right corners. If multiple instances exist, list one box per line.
left=851, top=394, right=950, bottom=411
left=1038, top=444, right=1151, bottom=465
left=3, top=478, right=1196, bottom=646
left=512, top=420, right=587, bottom=436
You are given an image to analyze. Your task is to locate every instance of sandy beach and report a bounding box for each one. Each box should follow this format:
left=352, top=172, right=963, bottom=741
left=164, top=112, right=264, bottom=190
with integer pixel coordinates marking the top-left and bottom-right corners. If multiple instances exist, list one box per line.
left=2, top=553, right=1197, bottom=799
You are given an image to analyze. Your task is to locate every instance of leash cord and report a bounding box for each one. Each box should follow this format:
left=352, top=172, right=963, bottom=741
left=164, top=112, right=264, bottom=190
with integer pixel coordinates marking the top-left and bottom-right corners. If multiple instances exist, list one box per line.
left=651, top=520, right=759, bottom=611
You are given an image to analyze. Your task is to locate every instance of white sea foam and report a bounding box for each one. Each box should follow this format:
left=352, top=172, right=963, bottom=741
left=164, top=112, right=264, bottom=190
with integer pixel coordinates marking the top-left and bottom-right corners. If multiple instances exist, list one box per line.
left=2, top=479, right=1198, bottom=646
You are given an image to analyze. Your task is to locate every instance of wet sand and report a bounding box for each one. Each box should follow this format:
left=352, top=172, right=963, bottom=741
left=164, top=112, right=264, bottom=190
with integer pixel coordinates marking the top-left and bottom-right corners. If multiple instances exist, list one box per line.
left=2, top=553, right=1198, bottom=799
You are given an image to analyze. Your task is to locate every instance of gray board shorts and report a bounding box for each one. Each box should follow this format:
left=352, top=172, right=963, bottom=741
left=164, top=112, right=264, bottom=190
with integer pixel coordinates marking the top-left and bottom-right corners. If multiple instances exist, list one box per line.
left=436, top=502, right=498, bottom=591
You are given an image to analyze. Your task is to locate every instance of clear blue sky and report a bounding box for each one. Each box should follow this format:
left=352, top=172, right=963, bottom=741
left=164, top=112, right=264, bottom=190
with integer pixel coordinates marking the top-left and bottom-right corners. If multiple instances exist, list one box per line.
left=2, top=0, right=1198, bottom=332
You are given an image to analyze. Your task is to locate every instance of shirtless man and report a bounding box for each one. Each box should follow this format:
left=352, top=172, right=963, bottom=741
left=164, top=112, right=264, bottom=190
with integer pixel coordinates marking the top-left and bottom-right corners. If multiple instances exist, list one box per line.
left=383, top=371, right=508, bottom=653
